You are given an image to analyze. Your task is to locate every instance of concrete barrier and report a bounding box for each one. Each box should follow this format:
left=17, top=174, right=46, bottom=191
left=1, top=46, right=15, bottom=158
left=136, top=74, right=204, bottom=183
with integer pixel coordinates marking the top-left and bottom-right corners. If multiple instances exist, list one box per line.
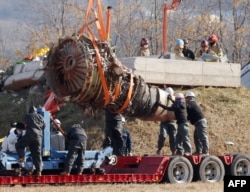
left=119, top=57, right=241, bottom=87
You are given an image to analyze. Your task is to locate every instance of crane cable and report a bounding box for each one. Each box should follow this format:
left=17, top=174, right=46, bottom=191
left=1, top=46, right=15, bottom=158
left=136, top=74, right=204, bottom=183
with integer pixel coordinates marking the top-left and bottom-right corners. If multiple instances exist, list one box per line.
left=78, top=0, right=110, bottom=106
left=78, top=0, right=133, bottom=110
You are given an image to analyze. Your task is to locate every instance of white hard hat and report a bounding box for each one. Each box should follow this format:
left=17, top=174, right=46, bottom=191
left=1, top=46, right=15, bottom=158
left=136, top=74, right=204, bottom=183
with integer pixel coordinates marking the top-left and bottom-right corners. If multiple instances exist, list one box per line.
left=185, top=91, right=195, bottom=98
left=121, top=116, right=126, bottom=123
left=165, top=87, right=174, bottom=95
left=54, top=119, right=61, bottom=124
left=175, top=93, right=184, bottom=99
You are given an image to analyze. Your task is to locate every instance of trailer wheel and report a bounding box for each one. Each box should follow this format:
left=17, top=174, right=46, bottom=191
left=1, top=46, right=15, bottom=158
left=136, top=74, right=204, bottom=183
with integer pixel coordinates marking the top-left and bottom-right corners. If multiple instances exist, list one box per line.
left=166, top=156, right=193, bottom=184
left=231, top=154, right=250, bottom=176
left=197, top=155, right=225, bottom=182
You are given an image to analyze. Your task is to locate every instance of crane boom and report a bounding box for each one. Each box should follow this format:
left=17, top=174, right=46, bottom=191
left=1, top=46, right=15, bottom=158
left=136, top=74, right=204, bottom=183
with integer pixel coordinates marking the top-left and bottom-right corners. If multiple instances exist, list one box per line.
left=162, top=0, right=182, bottom=54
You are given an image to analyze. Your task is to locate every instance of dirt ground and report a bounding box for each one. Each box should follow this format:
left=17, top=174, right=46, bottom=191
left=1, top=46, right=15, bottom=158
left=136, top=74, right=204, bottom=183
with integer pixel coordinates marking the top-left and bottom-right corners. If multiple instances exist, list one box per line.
left=0, top=182, right=224, bottom=192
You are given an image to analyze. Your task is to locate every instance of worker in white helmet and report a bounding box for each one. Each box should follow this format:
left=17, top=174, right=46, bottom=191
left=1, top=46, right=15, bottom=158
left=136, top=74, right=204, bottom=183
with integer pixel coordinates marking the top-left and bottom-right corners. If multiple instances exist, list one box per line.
left=185, top=91, right=209, bottom=155
left=1, top=122, right=25, bottom=153
left=157, top=92, right=192, bottom=156
left=50, top=119, right=65, bottom=151
left=156, top=87, right=177, bottom=155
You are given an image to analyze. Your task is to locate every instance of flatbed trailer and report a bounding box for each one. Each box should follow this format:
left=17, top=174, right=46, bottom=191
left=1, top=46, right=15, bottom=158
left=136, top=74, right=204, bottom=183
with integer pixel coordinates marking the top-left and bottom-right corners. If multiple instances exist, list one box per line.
left=1, top=153, right=250, bottom=186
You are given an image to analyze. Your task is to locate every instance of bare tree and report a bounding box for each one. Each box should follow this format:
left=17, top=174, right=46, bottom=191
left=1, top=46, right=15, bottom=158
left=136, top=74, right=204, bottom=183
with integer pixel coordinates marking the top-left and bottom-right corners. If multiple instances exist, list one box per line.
left=111, top=0, right=148, bottom=57
left=3, top=0, right=250, bottom=65
left=15, top=0, right=86, bottom=55
left=0, top=29, right=9, bottom=68
left=230, top=0, right=250, bottom=63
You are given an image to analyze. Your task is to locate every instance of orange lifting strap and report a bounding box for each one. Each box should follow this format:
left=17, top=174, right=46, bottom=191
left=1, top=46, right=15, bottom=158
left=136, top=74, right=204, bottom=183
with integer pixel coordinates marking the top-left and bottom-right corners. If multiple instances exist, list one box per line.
left=115, top=74, right=133, bottom=114
left=111, top=83, right=121, bottom=102
left=82, top=0, right=106, bottom=41
left=77, top=0, right=93, bottom=35
left=78, top=0, right=111, bottom=106
left=96, top=0, right=106, bottom=41
left=86, top=26, right=110, bottom=106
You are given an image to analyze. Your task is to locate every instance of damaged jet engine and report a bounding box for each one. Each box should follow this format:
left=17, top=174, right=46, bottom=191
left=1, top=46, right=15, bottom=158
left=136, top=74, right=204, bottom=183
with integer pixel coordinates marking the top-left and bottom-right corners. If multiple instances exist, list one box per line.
left=44, top=34, right=174, bottom=122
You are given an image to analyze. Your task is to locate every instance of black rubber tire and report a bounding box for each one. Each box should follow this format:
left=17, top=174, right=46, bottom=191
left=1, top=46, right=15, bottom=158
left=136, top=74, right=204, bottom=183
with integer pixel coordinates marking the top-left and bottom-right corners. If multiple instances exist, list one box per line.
left=166, top=156, right=193, bottom=184
left=197, top=155, right=225, bottom=182
left=231, top=153, right=250, bottom=176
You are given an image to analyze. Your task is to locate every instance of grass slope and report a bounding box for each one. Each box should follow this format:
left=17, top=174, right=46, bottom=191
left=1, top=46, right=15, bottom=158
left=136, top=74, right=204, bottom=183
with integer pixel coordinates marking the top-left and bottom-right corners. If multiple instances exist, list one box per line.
left=0, top=86, right=250, bottom=156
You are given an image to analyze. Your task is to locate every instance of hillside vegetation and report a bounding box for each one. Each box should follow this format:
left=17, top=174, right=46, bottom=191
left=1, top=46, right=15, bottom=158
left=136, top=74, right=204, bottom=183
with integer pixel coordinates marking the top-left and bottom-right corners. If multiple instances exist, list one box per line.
left=1, top=86, right=250, bottom=156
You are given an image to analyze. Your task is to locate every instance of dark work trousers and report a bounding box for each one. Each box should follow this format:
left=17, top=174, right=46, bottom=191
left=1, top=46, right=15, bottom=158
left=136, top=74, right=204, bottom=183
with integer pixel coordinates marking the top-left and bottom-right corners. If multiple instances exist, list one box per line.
left=194, top=118, right=209, bottom=154
left=105, top=120, right=123, bottom=156
left=15, top=133, right=43, bottom=172
left=175, top=122, right=192, bottom=155
left=157, top=121, right=177, bottom=153
left=64, top=140, right=86, bottom=174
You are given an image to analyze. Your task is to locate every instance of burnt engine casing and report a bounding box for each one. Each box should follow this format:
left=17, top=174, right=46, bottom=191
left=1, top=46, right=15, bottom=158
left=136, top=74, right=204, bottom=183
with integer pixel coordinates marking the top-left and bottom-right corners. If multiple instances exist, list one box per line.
left=44, top=35, right=174, bottom=121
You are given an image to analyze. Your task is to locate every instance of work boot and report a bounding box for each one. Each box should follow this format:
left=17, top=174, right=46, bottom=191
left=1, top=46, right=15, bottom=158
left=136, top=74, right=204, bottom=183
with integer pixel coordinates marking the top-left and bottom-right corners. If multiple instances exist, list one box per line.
left=192, top=151, right=202, bottom=155
left=76, top=172, right=82, bottom=175
left=171, top=150, right=176, bottom=156
left=203, top=153, right=209, bottom=156
left=60, top=171, right=70, bottom=176
left=202, top=150, right=209, bottom=155
left=175, top=151, right=183, bottom=156
left=27, top=169, right=34, bottom=175
left=76, top=170, right=83, bottom=175
left=156, top=149, right=161, bottom=155
left=202, top=152, right=210, bottom=155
